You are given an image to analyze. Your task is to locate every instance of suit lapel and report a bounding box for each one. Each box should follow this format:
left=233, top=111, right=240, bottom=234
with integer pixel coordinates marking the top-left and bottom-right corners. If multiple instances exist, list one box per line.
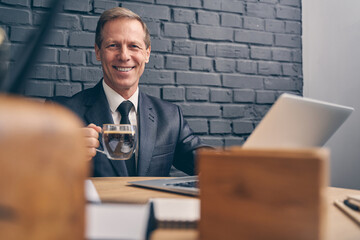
left=84, top=82, right=128, bottom=176
left=137, top=92, right=157, bottom=175
left=84, top=83, right=113, bottom=127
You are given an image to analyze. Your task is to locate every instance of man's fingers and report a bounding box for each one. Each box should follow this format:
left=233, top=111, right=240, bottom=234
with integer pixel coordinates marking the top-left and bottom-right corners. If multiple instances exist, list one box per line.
left=86, top=147, right=97, bottom=160
left=87, top=123, right=102, bottom=133
left=84, top=135, right=100, bottom=148
left=79, top=124, right=102, bottom=161
left=81, top=126, right=100, bottom=138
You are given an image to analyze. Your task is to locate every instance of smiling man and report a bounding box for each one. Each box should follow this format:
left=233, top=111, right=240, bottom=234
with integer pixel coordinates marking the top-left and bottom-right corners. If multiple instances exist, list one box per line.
left=49, top=7, right=206, bottom=177
left=95, top=15, right=150, bottom=99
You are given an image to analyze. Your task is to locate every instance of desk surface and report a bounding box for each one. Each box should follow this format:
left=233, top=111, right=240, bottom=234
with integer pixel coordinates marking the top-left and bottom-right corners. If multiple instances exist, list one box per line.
left=91, top=177, right=360, bottom=240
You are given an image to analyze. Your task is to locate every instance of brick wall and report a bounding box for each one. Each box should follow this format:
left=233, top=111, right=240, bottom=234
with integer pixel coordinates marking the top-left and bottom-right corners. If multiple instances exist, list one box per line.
left=0, top=0, right=303, bottom=147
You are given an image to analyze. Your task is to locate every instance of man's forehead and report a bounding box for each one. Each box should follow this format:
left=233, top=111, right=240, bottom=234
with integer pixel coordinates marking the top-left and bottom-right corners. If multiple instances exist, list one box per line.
left=104, top=18, right=144, bottom=32
left=102, top=18, right=145, bottom=39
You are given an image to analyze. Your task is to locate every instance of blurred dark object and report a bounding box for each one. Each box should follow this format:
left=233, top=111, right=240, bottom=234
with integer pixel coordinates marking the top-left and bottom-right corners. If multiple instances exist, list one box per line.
left=0, top=28, right=9, bottom=87
left=0, top=0, right=62, bottom=95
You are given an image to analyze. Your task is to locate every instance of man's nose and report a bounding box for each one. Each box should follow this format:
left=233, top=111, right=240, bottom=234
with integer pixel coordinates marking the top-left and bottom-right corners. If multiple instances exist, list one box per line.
left=117, top=47, right=130, bottom=61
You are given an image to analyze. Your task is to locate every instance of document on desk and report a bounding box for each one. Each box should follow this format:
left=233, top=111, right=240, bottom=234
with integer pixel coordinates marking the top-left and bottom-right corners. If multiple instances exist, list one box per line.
left=85, top=180, right=101, bottom=203
left=86, top=202, right=151, bottom=240
left=150, top=198, right=200, bottom=228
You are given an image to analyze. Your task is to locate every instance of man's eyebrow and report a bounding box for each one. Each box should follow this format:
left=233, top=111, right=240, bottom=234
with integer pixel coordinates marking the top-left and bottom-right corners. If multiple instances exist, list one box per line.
left=103, top=39, right=145, bottom=46
left=103, top=39, right=115, bottom=44
left=130, top=40, right=143, bottom=45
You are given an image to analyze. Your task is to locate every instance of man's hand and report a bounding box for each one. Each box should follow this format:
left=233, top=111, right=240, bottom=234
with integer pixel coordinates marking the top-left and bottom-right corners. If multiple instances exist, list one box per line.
left=82, top=123, right=102, bottom=161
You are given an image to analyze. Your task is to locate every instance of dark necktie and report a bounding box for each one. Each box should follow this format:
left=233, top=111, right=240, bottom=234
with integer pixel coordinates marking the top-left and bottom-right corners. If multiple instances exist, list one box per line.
left=118, top=100, right=133, bottom=124
left=117, top=100, right=136, bottom=176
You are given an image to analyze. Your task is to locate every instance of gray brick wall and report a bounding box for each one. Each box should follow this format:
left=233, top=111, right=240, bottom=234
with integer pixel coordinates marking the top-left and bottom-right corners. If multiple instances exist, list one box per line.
left=0, top=0, right=303, bottom=148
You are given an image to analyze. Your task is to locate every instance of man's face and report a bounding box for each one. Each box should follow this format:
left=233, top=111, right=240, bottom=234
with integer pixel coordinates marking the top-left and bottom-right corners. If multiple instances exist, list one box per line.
left=95, top=18, right=151, bottom=98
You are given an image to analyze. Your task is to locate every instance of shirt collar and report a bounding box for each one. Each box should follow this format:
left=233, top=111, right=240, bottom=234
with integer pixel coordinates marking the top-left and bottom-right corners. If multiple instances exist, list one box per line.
left=102, top=80, right=139, bottom=114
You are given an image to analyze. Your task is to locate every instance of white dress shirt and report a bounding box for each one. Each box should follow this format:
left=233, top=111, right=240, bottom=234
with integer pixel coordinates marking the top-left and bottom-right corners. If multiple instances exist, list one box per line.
left=102, top=80, right=138, bottom=126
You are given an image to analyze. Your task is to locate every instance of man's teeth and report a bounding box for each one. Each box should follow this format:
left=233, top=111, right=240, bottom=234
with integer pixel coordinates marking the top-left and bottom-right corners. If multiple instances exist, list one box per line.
left=116, top=67, right=133, bottom=72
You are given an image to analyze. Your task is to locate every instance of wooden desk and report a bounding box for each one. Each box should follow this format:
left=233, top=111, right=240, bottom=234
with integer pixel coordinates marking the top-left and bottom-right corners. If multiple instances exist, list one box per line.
left=91, top=177, right=360, bottom=240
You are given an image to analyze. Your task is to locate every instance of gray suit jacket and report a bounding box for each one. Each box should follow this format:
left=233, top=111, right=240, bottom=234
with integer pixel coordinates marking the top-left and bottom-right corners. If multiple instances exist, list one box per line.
left=49, top=81, right=205, bottom=177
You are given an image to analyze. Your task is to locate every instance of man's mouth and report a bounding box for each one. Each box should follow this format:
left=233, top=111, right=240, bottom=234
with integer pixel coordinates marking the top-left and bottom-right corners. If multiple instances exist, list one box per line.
left=113, top=66, right=134, bottom=72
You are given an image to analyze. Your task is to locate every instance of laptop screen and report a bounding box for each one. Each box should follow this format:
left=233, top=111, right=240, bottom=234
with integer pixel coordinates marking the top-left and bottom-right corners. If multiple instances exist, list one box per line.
left=243, top=93, right=354, bottom=148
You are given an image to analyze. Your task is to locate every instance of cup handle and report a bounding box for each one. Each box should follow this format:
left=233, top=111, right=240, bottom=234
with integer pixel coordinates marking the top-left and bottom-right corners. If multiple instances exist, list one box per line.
left=95, top=148, right=106, bottom=155
left=95, top=130, right=105, bottom=155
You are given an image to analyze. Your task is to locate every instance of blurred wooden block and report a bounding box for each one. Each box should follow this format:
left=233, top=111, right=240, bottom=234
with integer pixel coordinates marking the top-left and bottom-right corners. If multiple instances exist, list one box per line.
left=198, top=147, right=329, bottom=240
left=0, top=95, right=89, bottom=240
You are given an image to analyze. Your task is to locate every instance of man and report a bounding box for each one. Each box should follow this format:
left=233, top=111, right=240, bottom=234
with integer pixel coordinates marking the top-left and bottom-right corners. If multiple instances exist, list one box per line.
left=49, top=7, right=205, bottom=177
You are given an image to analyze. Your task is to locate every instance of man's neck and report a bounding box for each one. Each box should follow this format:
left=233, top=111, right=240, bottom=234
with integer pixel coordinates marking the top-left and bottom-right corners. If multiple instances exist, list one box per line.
left=102, top=80, right=139, bottom=113
left=103, top=79, right=137, bottom=100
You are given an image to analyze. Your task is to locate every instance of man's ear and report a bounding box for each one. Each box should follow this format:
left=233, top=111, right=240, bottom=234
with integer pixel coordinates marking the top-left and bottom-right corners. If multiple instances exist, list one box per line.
left=145, top=46, right=151, bottom=63
left=95, top=44, right=101, bottom=61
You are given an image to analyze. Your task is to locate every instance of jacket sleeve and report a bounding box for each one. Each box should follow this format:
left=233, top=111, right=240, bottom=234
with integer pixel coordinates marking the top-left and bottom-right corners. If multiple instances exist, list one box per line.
left=172, top=105, right=210, bottom=175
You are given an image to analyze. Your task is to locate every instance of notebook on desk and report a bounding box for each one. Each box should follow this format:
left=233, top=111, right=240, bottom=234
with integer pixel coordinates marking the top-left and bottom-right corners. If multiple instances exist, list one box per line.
left=129, top=93, right=354, bottom=196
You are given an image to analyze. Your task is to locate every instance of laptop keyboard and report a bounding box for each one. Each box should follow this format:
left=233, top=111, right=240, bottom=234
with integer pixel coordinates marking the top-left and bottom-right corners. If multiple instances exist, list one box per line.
left=165, top=180, right=198, bottom=188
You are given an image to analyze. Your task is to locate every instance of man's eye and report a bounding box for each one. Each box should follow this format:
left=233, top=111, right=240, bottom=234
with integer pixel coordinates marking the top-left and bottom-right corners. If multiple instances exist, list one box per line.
left=131, top=45, right=140, bottom=49
left=107, top=44, right=116, bottom=48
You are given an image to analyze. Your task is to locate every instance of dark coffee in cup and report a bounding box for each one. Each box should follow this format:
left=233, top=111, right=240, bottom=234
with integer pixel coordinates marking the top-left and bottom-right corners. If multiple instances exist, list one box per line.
left=101, top=124, right=137, bottom=160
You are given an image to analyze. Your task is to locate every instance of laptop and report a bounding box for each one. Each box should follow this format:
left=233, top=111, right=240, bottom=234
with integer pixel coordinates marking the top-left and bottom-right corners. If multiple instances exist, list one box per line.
left=129, top=93, right=354, bottom=196
left=243, top=93, right=354, bottom=148
left=129, top=176, right=199, bottom=196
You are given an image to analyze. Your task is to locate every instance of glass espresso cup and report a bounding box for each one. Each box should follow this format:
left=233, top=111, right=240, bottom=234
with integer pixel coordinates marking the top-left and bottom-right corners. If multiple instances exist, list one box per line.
left=97, top=124, right=137, bottom=160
